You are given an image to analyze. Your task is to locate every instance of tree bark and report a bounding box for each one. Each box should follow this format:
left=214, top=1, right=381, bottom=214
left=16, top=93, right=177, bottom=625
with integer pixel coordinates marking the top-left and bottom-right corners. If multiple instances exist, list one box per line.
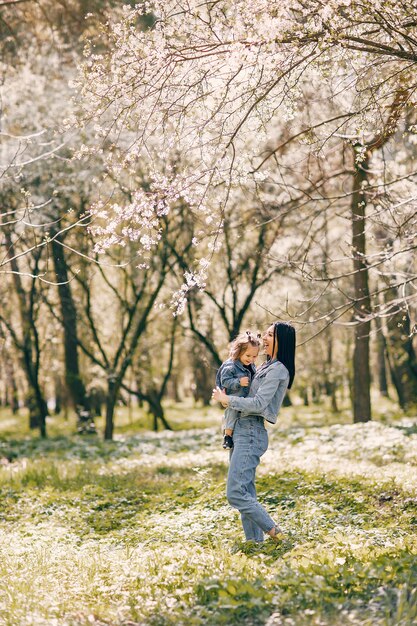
left=324, top=332, right=339, bottom=412
left=384, top=298, right=417, bottom=409
left=351, top=152, right=372, bottom=423
left=349, top=90, right=406, bottom=422
left=105, top=378, right=119, bottom=440
left=5, top=351, right=19, bottom=413
left=2, top=230, right=48, bottom=436
left=146, top=390, right=173, bottom=431
left=51, top=238, right=95, bottom=434
left=376, top=326, right=389, bottom=398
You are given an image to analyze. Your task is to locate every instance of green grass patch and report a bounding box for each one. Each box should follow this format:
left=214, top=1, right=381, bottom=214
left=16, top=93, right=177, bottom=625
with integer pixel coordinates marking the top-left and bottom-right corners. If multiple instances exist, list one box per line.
left=1, top=401, right=417, bottom=625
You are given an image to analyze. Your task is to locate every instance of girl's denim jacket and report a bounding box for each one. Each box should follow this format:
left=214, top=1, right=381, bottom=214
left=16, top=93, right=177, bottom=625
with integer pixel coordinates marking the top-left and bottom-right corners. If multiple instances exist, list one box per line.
left=216, top=359, right=256, bottom=429
left=227, top=359, right=289, bottom=424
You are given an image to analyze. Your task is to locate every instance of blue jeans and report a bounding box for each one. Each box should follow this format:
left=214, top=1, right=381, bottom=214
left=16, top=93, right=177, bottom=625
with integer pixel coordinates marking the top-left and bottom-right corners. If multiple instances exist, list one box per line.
left=226, top=415, right=276, bottom=542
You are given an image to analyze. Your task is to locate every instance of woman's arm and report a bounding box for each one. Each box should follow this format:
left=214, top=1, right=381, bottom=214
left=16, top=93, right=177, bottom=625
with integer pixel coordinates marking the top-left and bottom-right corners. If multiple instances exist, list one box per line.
left=214, top=366, right=287, bottom=414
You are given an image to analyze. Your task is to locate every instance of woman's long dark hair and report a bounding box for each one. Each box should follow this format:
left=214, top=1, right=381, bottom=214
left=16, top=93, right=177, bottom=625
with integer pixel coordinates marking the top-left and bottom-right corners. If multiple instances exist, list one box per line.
left=272, top=322, right=296, bottom=389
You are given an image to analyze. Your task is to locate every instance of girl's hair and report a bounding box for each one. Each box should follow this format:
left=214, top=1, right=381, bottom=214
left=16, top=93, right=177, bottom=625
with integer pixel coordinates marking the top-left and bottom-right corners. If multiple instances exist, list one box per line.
left=229, top=330, right=261, bottom=361
left=271, top=322, right=296, bottom=389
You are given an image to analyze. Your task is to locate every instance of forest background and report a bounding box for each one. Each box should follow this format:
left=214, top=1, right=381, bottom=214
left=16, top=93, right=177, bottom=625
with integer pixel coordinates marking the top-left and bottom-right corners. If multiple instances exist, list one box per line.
left=0, top=0, right=416, bottom=439
left=0, top=2, right=417, bottom=624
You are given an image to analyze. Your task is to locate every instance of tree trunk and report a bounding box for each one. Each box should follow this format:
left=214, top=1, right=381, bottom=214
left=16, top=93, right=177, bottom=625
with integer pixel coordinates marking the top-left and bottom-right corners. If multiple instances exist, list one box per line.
left=20, top=316, right=48, bottom=437
left=311, top=383, right=321, bottom=404
left=147, top=392, right=173, bottom=431
left=167, top=373, right=182, bottom=402
left=324, top=333, right=339, bottom=412
left=190, top=335, right=217, bottom=405
left=89, top=386, right=105, bottom=417
left=26, top=383, right=48, bottom=437
left=376, top=326, right=389, bottom=398
left=24, top=338, right=48, bottom=437
left=301, top=387, right=309, bottom=406
left=54, top=375, right=63, bottom=414
left=51, top=238, right=95, bottom=434
left=349, top=91, right=406, bottom=421
left=3, top=229, right=48, bottom=436
left=105, top=378, right=119, bottom=440
left=384, top=300, right=417, bottom=409
left=5, top=354, right=19, bottom=413
left=351, top=151, right=372, bottom=423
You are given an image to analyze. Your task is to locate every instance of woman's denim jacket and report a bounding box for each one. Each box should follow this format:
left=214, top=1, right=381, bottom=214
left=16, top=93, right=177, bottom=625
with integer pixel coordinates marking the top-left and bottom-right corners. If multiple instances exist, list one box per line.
left=227, top=359, right=289, bottom=424
left=216, top=359, right=256, bottom=429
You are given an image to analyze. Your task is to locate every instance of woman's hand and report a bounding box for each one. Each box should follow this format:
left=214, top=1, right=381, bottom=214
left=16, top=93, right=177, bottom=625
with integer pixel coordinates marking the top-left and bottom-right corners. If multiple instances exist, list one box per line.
left=212, top=386, right=229, bottom=405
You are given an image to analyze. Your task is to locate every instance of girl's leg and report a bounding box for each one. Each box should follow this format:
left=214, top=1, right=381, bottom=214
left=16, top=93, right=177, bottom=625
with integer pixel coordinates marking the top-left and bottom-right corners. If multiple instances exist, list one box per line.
left=223, top=412, right=238, bottom=449
left=227, top=418, right=276, bottom=538
left=224, top=409, right=238, bottom=435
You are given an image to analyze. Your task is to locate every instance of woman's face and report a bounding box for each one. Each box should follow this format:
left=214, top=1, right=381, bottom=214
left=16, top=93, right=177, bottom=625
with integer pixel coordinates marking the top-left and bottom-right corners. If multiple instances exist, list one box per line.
left=263, top=324, right=278, bottom=358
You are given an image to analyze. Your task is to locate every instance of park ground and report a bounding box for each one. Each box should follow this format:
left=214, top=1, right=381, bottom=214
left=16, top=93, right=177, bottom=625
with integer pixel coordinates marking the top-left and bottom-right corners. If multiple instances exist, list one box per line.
left=1, top=398, right=417, bottom=626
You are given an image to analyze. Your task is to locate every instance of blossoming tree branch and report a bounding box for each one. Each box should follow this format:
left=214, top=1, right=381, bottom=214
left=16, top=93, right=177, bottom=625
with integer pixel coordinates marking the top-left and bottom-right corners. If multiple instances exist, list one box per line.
left=73, top=0, right=417, bottom=422
left=77, top=0, right=416, bottom=289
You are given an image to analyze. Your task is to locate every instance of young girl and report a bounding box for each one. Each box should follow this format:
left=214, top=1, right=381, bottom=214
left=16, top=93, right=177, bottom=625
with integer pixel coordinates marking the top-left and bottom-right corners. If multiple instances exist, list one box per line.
left=215, top=331, right=261, bottom=449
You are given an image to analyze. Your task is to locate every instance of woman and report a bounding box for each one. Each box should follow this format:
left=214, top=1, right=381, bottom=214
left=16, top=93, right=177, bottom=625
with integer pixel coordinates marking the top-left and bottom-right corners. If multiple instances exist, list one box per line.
left=212, top=321, right=296, bottom=543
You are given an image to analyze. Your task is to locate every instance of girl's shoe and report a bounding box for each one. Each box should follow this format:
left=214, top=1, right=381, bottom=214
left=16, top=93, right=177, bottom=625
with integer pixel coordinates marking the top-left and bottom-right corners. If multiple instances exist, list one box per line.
left=222, top=435, right=234, bottom=449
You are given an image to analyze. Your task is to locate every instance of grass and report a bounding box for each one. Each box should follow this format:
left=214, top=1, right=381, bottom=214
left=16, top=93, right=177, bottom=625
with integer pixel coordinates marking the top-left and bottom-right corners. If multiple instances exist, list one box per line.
left=1, top=396, right=417, bottom=625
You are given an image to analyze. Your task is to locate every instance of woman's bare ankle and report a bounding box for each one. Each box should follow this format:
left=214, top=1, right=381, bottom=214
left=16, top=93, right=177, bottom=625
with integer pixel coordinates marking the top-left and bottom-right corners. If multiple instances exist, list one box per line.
left=268, top=526, right=285, bottom=540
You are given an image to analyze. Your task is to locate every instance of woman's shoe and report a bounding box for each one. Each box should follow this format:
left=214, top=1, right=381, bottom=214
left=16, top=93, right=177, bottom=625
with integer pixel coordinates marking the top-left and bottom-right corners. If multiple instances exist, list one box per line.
left=269, top=526, right=285, bottom=543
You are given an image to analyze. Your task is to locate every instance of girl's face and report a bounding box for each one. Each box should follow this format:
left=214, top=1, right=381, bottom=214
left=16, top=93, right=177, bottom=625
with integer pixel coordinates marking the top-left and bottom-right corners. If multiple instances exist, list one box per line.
left=263, top=325, right=278, bottom=358
left=239, top=344, right=259, bottom=366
